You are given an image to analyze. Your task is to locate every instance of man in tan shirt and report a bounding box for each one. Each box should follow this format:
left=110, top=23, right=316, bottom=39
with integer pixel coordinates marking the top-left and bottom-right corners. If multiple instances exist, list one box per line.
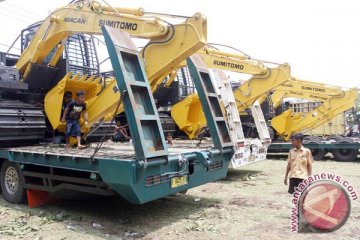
left=284, top=133, right=313, bottom=194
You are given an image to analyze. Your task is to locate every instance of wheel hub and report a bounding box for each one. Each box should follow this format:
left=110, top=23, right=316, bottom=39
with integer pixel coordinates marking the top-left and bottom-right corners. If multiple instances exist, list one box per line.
left=4, top=166, right=19, bottom=195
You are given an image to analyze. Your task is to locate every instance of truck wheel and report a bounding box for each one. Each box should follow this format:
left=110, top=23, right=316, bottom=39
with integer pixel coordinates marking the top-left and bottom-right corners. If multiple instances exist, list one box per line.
left=332, top=140, right=358, bottom=162
left=0, top=161, right=27, bottom=204
left=303, top=140, right=325, bottom=160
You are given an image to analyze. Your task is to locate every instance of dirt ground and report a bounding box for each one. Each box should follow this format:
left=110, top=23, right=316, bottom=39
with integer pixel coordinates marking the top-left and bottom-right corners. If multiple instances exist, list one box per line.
left=0, top=158, right=359, bottom=240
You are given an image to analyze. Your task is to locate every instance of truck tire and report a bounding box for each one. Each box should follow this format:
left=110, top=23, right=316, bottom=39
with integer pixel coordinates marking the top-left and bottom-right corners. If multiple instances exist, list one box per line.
left=303, top=140, right=325, bottom=160
left=332, top=139, right=358, bottom=162
left=0, top=160, right=27, bottom=204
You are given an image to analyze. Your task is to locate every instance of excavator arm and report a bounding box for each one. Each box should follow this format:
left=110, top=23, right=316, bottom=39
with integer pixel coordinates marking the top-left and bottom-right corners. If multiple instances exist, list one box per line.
left=197, top=46, right=291, bottom=112
left=171, top=45, right=291, bottom=138
left=197, top=47, right=267, bottom=75
left=270, top=79, right=345, bottom=108
left=233, top=64, right=291, bottom=112
left=270, top=79, right=358, bottom=140
left=29, top=1, right=207, bottom=131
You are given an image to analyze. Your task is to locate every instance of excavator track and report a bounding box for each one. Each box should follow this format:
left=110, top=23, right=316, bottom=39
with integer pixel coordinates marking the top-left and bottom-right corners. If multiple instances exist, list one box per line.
left=0, top=100, right=46, bottom=146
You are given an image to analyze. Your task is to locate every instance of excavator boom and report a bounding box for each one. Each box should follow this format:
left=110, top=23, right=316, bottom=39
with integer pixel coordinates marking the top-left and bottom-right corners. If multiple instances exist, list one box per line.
left=18, top=1, right=207, bottom=84
left=19, top=0, right=208, bottom=132
left=234, top=64, right=291, bottom=112
left=270, top=79, right=345, bottom=108
left=269, top=79, right=358, bottom=140
left=197, top=47, right=267, bottom=75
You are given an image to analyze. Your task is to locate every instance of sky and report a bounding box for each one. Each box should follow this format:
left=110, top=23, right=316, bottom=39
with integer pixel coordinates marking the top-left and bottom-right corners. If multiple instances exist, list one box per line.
left=0, top=0, right=359, bottom=88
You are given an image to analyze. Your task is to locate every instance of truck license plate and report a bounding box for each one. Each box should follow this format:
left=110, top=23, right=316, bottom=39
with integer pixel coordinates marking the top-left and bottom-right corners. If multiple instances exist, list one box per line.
left=171, top=175, right=188, bottom=188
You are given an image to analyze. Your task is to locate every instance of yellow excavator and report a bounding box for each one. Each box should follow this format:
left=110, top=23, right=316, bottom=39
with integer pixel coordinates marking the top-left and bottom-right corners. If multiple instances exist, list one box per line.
left=170, top=44, right=291, bottom=139
left=8, top=0, right=207, bottom=140
left=261, top=79, right=358, bottom=140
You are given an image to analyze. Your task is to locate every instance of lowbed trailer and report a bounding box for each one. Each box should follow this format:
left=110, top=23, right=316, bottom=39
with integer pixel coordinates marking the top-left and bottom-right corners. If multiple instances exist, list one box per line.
left=0, top=27, right=234, bottom=205
left=268, top=140, right=360, bottom=161
left=0, top=141, right=232, bottom=204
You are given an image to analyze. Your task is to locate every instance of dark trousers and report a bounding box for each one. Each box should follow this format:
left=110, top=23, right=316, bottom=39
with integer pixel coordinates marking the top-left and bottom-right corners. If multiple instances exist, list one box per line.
left=288, top=178, right=304, bottom=194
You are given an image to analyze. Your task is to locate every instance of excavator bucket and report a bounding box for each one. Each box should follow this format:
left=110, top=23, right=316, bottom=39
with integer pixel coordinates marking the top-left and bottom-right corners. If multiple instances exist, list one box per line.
left=171, top=93, right=207, bottom=139
left=44, top=72, right=103, bottom=132
left=271, top=109, right=298, bottom=137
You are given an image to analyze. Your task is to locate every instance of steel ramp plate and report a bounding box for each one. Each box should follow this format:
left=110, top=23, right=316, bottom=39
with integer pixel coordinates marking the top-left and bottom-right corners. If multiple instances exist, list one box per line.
left=186, top=55, right=233, bottom=150
left=250, top=100, right=271, bottom=143
left=102, top=26, right=168, bottom=161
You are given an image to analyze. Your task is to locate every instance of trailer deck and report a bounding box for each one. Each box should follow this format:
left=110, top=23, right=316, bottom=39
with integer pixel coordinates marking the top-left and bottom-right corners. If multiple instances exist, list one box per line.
left=0, top=139, right=232, bottom=204
left=4, top=140, right=211, bottom=161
